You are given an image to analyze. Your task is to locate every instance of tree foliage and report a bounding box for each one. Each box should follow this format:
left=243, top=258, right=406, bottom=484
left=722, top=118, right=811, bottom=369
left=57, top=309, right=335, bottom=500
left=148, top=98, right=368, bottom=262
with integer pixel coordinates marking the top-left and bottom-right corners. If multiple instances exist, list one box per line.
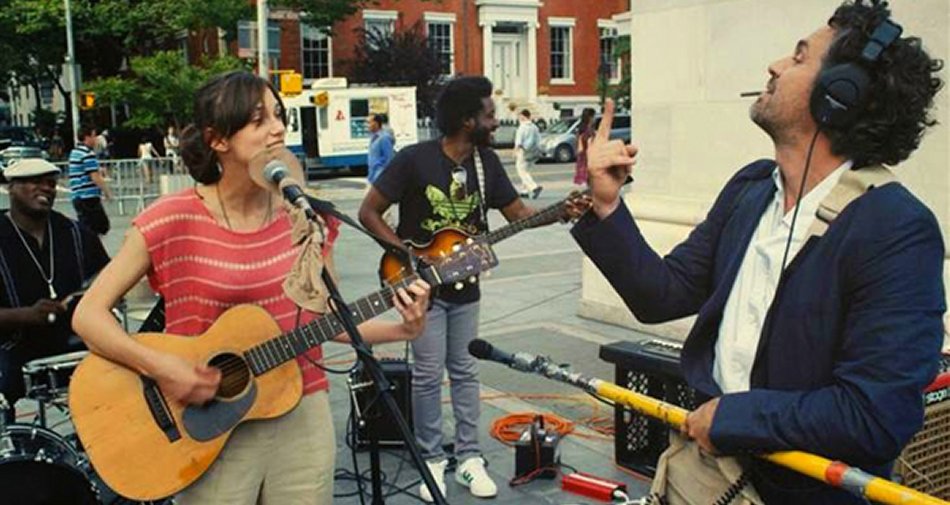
left=0, top=0, right=251, bottom=121
left=348, top=23, right=444, bottom=117
left=596, top=35, right=631, bottom=111
left=87, top=52, right=248, bottom=129
left=272, top=0, right=381, bottom=30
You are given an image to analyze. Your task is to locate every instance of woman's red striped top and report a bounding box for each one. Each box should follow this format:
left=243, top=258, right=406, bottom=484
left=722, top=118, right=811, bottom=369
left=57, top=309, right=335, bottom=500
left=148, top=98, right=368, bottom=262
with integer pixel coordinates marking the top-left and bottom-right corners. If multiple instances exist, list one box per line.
left=132, top=188, right=339, bottom=395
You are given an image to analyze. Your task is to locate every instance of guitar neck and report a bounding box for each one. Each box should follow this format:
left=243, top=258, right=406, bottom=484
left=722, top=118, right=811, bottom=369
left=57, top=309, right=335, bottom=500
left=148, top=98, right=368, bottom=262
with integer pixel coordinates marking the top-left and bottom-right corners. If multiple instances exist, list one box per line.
left=245, top=276, right=417, bottom=376
left=485, top=196, right=571, bottom=244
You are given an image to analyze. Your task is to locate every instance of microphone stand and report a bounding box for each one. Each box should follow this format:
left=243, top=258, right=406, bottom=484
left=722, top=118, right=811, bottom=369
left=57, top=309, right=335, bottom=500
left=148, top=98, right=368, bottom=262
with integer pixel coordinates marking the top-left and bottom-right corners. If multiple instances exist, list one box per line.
left=309, top=221, right=446, bottom=505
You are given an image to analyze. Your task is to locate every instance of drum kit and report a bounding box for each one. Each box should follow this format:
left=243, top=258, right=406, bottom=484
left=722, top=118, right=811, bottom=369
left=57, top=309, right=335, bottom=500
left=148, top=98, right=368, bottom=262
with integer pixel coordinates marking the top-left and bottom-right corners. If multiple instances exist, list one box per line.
left=0, top=299, right=169, bottom=505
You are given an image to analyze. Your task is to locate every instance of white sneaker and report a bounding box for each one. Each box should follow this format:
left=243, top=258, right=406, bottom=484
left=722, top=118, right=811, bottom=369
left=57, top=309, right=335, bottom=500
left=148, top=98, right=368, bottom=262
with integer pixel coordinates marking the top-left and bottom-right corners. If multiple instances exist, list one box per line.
left=419, top=459, right=448, bottom=503
left=455, top=456, right=498, bottom=498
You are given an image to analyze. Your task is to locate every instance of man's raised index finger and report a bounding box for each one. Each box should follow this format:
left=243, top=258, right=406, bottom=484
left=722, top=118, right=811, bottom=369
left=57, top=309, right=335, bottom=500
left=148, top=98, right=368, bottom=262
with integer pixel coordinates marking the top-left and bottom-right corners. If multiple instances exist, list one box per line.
left=596, top=98, right=615, bottom=141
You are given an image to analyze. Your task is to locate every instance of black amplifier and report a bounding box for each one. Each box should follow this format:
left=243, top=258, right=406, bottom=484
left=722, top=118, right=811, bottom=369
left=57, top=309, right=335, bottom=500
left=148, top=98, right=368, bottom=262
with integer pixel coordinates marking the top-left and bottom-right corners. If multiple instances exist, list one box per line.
left=598, top=338, right=696, bottom=478
left=349, top=358, right=413, bottom=448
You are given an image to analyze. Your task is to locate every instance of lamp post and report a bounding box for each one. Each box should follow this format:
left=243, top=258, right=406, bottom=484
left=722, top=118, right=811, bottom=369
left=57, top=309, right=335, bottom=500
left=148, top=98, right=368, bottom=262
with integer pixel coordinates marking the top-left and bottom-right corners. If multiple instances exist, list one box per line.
left=257, top=0, right=268, bottom=77
left=598, top=56, right=611, bottom=109
left=64, top=0, right=80, bottom=144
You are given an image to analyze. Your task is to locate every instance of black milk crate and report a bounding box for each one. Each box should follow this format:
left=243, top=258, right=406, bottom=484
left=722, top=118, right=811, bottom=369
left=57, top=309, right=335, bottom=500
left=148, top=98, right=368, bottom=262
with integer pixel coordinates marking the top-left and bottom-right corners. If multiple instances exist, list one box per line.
left=599, top=338, right=697, bottom=477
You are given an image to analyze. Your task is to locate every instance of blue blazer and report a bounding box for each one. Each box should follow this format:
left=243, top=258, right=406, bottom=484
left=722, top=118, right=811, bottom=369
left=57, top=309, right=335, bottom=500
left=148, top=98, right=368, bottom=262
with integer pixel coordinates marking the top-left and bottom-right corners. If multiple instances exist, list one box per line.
left=572, top=160, right=945, bottom=504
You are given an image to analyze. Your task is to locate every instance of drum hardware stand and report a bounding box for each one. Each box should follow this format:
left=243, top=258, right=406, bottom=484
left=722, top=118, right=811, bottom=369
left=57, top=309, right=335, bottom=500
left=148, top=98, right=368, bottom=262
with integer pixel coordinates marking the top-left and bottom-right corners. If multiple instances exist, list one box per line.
left=27, top=389, right=71, bottom=429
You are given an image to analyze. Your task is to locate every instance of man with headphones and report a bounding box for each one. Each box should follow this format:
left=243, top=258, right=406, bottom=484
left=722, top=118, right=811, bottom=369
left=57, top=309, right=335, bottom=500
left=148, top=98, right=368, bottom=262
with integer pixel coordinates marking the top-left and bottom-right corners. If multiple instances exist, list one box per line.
left=572, top=1, right=944, bottom=503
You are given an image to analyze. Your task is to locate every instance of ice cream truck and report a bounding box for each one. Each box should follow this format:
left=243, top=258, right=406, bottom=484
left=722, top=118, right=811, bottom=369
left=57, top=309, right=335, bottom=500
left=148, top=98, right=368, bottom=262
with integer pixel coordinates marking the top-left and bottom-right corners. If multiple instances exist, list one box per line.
left=282, top=78, right=418, bottom=176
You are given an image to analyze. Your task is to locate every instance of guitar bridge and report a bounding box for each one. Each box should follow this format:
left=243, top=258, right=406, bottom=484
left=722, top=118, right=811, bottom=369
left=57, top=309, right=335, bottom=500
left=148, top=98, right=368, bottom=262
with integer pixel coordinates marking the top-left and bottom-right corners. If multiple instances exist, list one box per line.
left=141, top=376, right=181, bottom=442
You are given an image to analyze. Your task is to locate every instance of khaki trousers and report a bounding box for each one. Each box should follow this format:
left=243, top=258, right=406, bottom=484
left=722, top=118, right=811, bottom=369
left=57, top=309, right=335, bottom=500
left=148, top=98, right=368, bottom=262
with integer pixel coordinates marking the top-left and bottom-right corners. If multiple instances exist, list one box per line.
left=176, top=390, right=336, bottom=505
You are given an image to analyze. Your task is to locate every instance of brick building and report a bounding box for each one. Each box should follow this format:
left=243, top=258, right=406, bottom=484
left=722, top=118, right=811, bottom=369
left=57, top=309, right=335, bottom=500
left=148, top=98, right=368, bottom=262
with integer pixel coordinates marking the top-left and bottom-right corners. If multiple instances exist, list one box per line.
left=218, top=0, right=630, bottom=119
left=8, top=1, right=630, bottom=130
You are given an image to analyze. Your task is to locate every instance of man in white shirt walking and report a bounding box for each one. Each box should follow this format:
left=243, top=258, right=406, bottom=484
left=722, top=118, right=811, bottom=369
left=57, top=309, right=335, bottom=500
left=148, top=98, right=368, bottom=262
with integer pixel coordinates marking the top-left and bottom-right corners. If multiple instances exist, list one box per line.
left=513, top=109, right=542, bottom=199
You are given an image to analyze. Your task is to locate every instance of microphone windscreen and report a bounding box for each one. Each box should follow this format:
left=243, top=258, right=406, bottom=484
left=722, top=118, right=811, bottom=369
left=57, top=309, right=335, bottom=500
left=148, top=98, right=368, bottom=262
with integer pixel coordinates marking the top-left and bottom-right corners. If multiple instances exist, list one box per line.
left=247, top=146, right=306, bottom=194
left=263, top=160, right=288, bottom=183
left=468, top=339, right=493, bottom=359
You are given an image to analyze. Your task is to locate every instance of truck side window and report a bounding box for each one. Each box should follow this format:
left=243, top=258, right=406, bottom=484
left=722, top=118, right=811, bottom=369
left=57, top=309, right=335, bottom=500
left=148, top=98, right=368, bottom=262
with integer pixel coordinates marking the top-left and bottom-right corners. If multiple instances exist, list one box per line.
left=319, top=107, right=328, bottom=131
left=350, top=99, right=370, bottom=138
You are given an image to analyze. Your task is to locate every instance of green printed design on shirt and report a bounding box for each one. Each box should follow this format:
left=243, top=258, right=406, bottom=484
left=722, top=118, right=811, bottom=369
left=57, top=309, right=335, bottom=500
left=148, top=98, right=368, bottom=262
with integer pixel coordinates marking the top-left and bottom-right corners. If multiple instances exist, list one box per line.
left=420, top=182, right=481, bottom=233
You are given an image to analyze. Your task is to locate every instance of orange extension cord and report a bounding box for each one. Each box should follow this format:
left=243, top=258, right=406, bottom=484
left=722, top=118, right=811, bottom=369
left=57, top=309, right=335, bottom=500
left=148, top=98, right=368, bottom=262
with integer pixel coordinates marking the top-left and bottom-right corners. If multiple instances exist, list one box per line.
left=490, top=412, right=576, bottom=445
left=486, top=393, right=616, bottom=444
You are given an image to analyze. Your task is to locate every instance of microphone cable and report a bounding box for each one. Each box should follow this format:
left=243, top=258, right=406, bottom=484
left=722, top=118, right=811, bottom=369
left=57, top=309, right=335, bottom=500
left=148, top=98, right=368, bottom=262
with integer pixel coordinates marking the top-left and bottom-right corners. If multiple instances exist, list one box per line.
left=779, top=129, right=822, bottom=274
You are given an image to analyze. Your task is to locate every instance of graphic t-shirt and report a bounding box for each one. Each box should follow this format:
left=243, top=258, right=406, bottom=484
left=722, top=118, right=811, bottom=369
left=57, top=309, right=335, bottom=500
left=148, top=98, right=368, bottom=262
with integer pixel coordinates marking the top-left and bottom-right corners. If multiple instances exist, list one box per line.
left=373, top=139, right=518, bottom=303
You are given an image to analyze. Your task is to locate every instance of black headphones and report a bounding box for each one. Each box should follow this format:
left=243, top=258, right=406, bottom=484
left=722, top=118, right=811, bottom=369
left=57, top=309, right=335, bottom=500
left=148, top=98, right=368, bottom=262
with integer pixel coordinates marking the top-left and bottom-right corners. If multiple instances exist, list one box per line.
left=809, top=18, right=902, bottom=128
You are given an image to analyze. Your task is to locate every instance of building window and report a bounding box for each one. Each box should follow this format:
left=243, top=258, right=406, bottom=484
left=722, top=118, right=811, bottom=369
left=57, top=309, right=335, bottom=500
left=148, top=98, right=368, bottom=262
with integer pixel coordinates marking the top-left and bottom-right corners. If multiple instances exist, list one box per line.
left=363, top=10, right=397, bottom=48
left=550, top=23, right=573, bottom=83
left=427, top=22, right=453, bottom=76
left=599, top=26, right=621, bottom=84
left=301, top=24, right=331, bottom=79
left=39, top=81, right=54, bottom=108
left=237, top=20, right=281, bottom=68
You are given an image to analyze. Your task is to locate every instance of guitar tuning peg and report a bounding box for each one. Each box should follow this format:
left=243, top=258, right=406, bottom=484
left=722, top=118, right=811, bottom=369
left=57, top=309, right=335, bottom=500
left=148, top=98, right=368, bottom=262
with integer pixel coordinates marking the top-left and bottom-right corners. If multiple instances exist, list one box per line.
left=454, top=282, right=464, bottom=290
left=452, top=244, right=462, bottom=252
left=468, top=276, right=477, bottom=284
left=465, top=238, right=474, bottom=244
left=439, top=251, right=447, bottom=257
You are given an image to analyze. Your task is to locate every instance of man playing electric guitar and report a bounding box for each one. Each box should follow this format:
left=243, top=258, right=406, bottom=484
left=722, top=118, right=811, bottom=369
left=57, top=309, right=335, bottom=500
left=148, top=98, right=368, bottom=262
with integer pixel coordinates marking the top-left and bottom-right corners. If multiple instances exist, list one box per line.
left=359, top=75, right=587, bottom=501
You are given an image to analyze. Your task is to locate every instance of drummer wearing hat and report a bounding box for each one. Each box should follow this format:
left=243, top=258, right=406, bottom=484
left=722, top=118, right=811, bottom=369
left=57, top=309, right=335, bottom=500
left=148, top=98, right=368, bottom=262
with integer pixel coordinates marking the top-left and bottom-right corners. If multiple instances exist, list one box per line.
left=0, top=158, right=109, bottom=422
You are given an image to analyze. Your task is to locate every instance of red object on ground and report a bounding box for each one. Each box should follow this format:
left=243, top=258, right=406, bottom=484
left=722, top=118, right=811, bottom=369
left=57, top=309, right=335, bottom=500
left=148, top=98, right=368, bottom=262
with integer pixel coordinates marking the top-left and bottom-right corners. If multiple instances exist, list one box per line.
left=561, top=472, right=627, bottom=502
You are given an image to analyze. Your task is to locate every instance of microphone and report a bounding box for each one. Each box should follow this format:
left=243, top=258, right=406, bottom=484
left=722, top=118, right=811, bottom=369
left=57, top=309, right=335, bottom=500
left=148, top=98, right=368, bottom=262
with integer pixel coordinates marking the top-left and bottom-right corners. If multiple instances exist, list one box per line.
left=468, top=339, right=540, bottom=373
left=263, top=160, right=316, bottom=219
left=469, top=339, right=599, bottom=392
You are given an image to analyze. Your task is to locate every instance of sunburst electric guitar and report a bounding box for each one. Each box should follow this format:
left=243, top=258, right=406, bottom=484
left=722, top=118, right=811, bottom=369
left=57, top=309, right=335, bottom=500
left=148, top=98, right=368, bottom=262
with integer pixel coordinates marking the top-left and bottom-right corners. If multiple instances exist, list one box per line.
left=380, top=190, right=591, bottom=284
left=68, top=241, right=498, bottom=501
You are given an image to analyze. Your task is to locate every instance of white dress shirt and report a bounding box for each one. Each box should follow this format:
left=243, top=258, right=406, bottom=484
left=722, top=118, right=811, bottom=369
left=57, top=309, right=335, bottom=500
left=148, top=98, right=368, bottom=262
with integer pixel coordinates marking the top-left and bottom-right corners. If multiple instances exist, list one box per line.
left=713, top=160, right=852, bottom=394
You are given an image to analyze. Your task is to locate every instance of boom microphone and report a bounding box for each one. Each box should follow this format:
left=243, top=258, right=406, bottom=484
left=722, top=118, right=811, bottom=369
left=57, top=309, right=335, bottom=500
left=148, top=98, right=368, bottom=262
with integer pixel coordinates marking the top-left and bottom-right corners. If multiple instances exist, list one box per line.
left=263, top=160, right=316, bottom=219
left=468, top=339, right=542, bottom=373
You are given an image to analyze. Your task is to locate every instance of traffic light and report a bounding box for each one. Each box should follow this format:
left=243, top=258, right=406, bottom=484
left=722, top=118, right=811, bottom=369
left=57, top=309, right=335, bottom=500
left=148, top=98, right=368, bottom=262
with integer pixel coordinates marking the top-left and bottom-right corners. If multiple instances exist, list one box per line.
left=279, top=72, right=303, bottom=95
left=79, top=91, right=95, bottom=110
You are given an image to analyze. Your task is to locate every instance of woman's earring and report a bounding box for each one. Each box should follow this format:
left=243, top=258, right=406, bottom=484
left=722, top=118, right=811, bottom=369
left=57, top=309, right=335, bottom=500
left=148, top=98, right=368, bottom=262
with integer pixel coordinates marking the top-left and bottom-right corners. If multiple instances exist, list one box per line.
left=215, top=162, right=223, bottom=176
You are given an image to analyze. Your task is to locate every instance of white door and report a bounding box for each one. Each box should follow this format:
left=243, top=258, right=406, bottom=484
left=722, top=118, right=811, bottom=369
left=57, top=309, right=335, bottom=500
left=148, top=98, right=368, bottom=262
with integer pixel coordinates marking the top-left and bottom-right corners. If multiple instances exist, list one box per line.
left=492, top=33, right=527, bottom=98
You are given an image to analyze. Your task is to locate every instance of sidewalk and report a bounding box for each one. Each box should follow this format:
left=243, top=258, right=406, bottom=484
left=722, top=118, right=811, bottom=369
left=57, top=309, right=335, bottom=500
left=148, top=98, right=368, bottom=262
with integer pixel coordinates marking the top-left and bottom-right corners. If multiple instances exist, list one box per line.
left=2, top=156, right=656, bottom=504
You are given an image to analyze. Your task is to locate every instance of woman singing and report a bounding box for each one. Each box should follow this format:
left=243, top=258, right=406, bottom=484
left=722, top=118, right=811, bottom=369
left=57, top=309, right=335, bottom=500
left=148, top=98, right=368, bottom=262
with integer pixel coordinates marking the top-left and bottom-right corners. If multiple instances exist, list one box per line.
left=73, top=71, right=431, bottom=504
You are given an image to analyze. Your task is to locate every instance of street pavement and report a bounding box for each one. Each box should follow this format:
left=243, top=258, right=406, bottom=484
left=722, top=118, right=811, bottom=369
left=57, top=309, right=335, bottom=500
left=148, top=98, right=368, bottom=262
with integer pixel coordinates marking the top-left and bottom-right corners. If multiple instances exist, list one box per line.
left=2, top=153, right=656, bottom=504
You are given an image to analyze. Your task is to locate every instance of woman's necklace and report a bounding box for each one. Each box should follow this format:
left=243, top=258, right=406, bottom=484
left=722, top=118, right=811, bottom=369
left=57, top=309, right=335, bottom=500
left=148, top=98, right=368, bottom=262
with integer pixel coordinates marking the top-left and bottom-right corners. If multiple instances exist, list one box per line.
left=215, top=184, right=273, bottom=231
left=6, top=213, right=56, bottom=299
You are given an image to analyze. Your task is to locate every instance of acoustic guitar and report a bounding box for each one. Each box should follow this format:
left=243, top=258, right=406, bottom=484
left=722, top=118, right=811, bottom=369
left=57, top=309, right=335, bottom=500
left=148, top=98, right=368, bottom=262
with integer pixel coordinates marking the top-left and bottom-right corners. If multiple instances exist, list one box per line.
left=68, top=241, right=498, bottom=501
left=379, top=189, right=591, bottom=284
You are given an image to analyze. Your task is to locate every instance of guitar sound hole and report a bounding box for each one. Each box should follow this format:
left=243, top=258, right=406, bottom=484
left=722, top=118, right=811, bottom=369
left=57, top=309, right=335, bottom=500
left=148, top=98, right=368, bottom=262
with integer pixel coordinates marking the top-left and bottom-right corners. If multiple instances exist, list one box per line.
left=209, top=353, right=250, bottom=399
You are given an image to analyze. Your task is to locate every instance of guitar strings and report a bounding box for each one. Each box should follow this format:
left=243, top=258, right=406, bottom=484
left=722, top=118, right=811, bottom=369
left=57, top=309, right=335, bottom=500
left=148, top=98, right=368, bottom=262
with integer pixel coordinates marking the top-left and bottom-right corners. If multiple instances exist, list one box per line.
left=203, top=285, right=407, bottom=383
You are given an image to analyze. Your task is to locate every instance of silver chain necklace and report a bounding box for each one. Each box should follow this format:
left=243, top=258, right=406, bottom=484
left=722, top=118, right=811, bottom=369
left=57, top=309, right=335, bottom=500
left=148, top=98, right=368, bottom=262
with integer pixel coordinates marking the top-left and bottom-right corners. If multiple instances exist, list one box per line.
left=6, top=213, right=56, bottom=299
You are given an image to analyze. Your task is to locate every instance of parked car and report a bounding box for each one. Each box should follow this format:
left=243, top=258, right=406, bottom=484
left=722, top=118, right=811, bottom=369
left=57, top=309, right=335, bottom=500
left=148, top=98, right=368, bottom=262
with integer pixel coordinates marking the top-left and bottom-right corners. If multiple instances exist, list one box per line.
left=0, top=146, right=50, bottom=168
left=0, top=126, right=44, bottom=151
left=538, top=114, right=631, bottom=163
left=0, top=147, right=52, bottom=184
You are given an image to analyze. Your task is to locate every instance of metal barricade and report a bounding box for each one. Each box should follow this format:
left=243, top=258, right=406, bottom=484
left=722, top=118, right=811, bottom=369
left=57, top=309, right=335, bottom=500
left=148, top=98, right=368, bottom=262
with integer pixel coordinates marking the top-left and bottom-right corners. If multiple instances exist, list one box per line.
left=105, top=157, right=178, bottom=215
left=52, top=156, right=183, bottom=215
